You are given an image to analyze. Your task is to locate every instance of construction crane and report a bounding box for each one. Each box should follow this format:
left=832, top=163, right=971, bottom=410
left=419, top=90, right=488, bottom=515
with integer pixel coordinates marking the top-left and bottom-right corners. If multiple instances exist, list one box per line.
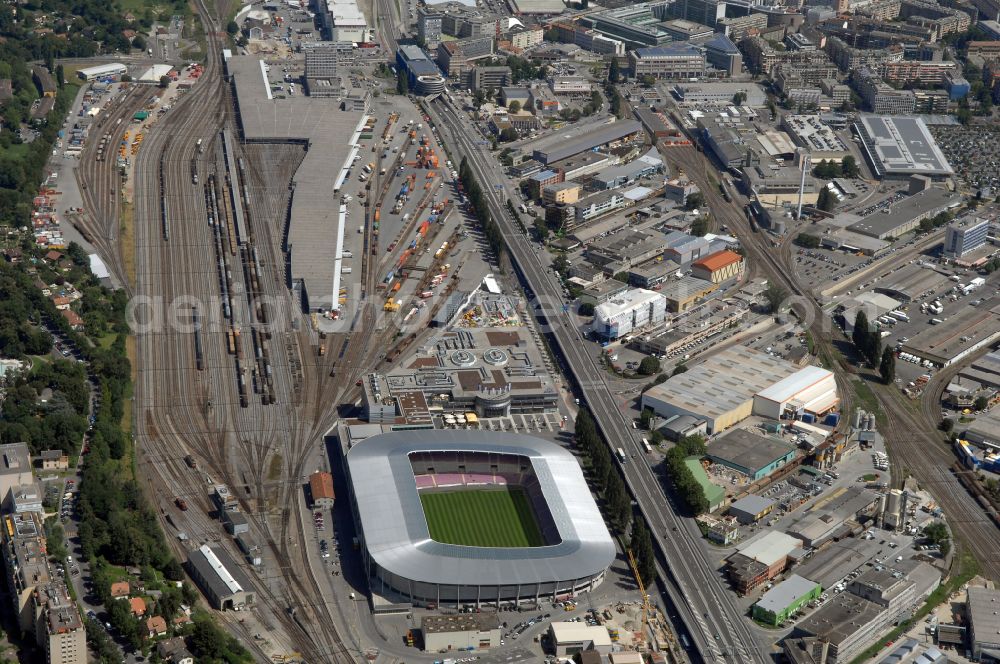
left=627, top=549, right=652, bottom=626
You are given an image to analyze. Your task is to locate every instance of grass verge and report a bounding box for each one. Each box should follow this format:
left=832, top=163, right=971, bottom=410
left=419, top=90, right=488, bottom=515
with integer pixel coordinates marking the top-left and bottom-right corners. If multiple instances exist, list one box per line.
left=120, top=200, right=136, bottom=288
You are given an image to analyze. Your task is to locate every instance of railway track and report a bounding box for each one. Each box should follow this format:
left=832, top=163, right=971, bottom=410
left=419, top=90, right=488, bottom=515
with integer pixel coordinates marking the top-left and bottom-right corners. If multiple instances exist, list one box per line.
left=661, top=143, right=1000, bottom=581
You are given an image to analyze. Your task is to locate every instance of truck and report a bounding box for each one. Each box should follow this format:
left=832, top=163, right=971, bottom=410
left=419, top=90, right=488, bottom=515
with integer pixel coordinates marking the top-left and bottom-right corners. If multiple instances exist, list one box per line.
left=616, top=447, right=627, bottom=463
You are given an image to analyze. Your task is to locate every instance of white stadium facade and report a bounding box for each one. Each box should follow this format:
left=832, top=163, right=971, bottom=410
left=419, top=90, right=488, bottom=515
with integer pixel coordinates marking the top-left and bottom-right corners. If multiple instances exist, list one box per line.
left=345, top=431, right=616, bottom=609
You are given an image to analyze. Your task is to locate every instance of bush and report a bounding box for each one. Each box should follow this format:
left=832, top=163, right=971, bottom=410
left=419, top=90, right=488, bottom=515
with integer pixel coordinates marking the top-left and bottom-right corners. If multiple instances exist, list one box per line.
left=637, top=356, right=660, bottom=376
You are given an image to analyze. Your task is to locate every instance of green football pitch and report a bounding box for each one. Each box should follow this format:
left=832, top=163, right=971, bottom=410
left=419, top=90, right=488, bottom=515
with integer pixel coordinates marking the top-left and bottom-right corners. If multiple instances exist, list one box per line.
left=419, top=487, right=545, bottom=547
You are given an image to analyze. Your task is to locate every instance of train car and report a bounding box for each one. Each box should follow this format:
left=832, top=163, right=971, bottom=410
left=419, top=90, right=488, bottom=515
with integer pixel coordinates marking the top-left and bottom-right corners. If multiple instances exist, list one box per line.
left=956, top=439, right=981, bottom=469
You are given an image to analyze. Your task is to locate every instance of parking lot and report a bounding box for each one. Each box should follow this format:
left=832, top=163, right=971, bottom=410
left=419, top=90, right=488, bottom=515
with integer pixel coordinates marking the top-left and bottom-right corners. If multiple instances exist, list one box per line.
left=930, top=124, right=1000, bottom=191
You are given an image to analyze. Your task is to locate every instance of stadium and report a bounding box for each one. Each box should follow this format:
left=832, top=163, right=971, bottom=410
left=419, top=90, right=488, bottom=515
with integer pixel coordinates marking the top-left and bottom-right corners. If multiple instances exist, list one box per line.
left=345, top=431, right=616, bottom=609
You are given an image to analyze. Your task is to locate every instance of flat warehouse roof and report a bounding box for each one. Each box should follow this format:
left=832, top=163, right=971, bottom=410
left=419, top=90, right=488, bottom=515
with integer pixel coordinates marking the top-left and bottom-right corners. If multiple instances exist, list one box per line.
left=708, top=428, right=796, bottom=473
left=228, top=55, right=363, bottom=310
left=757, top=366, right=835, bottom=404
left=756, top=575, right=818, bottom=613
left=847, top=188, right=958, bottom=238
left=902, top=303, right=1000, bottom=365
left=644, top=347, right=800, bottom=422
left=856, top=116, right=953, bottom=176
left=735, top=531, right=801, bottom=567
left=794, top=538, right=881, bottom=589
left=534, top=119, right=642, bottom=163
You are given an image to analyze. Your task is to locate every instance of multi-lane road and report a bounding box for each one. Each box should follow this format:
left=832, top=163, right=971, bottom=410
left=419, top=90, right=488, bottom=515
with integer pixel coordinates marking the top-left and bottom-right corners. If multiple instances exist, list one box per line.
left=427, top=98, right=769, bottom=664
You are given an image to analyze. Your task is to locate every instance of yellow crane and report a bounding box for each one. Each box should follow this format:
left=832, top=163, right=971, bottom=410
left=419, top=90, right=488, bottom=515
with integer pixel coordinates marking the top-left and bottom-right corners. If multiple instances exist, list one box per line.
left=627, top=548, right=652, bottom=626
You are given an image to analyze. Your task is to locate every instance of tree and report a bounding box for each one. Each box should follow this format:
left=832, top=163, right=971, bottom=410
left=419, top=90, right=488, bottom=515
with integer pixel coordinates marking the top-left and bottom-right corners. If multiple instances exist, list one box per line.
left=733, top=91, right=747, bottom=105
left=690, top=217, right=709, bottom=237
left=578, top=302, right=594, bottom=316
left=608, top=57, right=620, bottom=84
left=940, top=417, right=955, bottom=433
left=637, top=356, right=661, bottom=376
left=639, top=74, right=656, bottom=88
left=841, top=155, right=859, bottom=178
left=671, top=363, right=688, bottom=377
left=158, top=75, right=170, bottom=88
left=684, top=191, right=705, bottom=210
left=532, top=218, right=549, bottom=242
left=630, top=518, right=656, bottom=588
left=499, top=127, right=518, bottom=142
left=795, top=233, right=821, bottom=249
left=226, top=20, right=239, bottom=35
left=396, top=69, right=409, bottom=95
left=879, top=347, right=896, bottom=384
left=817, top=187, right=836, bottom=212
left=852, top=311, right=872, bottom=363
left=55, top=64, right=64, bottom=89
left=508, top=100, right=521, bottom=113
left=764, top=282, right=787, bottom=313
left=974, top=395, right=990, bottom=411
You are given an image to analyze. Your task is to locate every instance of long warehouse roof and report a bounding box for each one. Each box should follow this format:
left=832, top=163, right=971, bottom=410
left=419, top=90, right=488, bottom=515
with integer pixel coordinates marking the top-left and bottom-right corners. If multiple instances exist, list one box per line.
left=533, top=119, right=642, bottom=164
left=346, top=431, right=616, bottom=586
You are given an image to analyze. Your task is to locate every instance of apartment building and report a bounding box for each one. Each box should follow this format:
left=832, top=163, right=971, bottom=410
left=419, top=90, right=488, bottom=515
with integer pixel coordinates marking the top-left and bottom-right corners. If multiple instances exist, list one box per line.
left=628, top=44, right=708, bottom=80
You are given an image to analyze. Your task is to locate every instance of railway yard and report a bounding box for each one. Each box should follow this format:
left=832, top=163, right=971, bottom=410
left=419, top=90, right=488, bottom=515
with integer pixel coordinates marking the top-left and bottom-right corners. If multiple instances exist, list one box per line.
left=17, top=0, right=1000, bottom=659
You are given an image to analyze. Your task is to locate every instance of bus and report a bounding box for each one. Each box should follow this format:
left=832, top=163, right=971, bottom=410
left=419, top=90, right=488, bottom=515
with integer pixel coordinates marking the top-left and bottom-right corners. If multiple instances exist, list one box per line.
left=642, top=438, right=653, bottom=453
left=617, top=447, right=627, bottom=463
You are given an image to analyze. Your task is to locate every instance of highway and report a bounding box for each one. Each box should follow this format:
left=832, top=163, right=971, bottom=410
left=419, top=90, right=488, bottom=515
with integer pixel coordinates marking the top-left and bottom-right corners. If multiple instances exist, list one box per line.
left=427, top=98, right=768, bottom=664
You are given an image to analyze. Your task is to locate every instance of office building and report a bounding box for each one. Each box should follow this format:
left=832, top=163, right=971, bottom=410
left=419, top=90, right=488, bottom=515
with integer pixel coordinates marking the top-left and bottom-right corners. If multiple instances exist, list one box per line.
left=853, top=68, right=916, bottom=115
left=303, top=42, right=354, bottom=79
left=418, top=9, right=443, bottom=44
left=581, top=4, right=674, bottom=49
left=628, top=44, right=707, bottom=80
left=471, top=66, right=511, bottom=92
left=660, top=18, right=714, bottom=41
left=702, top=34, right=744, bottom=76
left=669, top=0, right=726, bottom=26
left=592, top=289, right=668, bottom=340
left=944, top=219, right=991, bottom=257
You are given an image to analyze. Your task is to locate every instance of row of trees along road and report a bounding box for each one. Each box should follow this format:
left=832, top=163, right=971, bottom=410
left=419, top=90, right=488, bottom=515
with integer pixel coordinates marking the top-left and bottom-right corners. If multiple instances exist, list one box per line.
left=574, top=409, right=656, bottom=587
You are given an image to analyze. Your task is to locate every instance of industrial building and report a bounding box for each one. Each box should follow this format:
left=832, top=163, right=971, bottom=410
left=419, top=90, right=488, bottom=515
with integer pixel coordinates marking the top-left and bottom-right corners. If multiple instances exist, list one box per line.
left=588, top=149, right=663, bottom=190
left=531, top=120, right=642, bottom=165
left=753, top=365, right=838, bottom=421
left=944, top=218, right=991, bottom=258
left=728, top=494, right=777, bottom=525
left=309, top=471, right=335, bottom=508
left=847, top=187, right=960, bottom=239
left=548, top=622, right=613, bottom=657
left=753, top=575, right=821, bottom=626
left=707, top=428, right=798, bottom=481
left=592, top=288, right=668, bottom=340
left=659, top=275, right=718, bottom=312
left=421, top=614, right=502, bottom=652
left=186, top=545, right=255, bottom=611
left=641, top=348, right=830, bottom=434
left=900, top=303, right=1000, bottom=367
left=967, top=586, right=1000, bottom=661
left=691, top=250, right=745, bottom=283
left=76, top=63, right=128, bottom=81
left=727, top=531, right=803, bottom=594
left=345, top=431, right=615, bottom=608
left=854, top=116, right=954, bottom=179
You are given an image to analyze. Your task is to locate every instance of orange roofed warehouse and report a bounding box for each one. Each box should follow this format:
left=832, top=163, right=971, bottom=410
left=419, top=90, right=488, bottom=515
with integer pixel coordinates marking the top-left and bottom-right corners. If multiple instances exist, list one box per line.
left=691, top=250, right=746, bottom=283
left=309, top=471, right=335, bottom=508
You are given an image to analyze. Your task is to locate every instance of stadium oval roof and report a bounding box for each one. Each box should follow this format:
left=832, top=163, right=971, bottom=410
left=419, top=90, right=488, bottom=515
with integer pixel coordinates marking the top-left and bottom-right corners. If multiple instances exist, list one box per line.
left=346, top=431, right=615, bottom=586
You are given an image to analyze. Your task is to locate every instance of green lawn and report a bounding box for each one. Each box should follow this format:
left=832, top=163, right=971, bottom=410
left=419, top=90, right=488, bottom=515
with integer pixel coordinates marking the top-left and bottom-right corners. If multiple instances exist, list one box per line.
left=420, top=488, right=544, bottom=548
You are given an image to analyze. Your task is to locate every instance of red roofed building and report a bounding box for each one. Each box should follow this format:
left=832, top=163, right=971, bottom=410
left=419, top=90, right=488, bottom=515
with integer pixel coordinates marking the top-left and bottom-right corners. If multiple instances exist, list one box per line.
left=110, top=582, right=130, bottom=598
left=130, top=597, right=146, bottom=616
left=60, top=309, right=84, bottom=330
left=691, top=250, right=746, bottom=284
left=146, top=615, right=167, bottom=637
left=309, top=471, right=335, bottom=508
